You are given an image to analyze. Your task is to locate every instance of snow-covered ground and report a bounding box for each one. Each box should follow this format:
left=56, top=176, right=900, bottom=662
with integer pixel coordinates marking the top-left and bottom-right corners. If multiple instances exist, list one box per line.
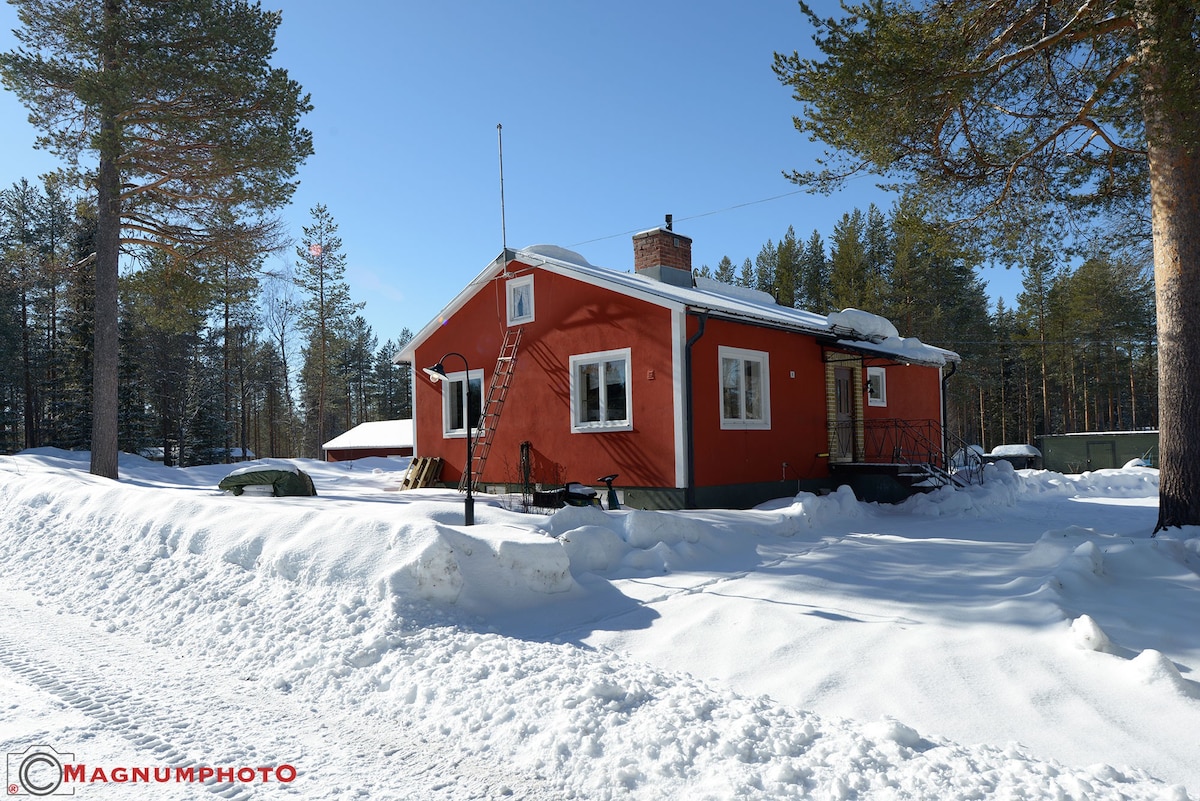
left=0, top=448, right=1196, bottom=799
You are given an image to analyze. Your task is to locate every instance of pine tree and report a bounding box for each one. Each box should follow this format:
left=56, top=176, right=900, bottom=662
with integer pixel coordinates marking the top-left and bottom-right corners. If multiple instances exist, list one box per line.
left=774, top=0, right=1200, bottom=529
left=36, top=173, right=76, bottom=446
left=863, top=205, right=892, bottom=311
left=1015, top=247, right=1061, bottom=436
left=340, top=314, right=377, bottom=431
left=736, top=258, right=754, bottom=289
left=374, top=328, right=414, bottom=420
left=713, top=256, right=737, bottom=284
left=1, top=0, right=312, bottom=478
left=120, top=249, right=209, bottom=465
left=828, top=209, right=868, bottom=311
left=754, top=240, right=776, bottom=296
left=260, top=268, right=302, bottom=456
left=0, top=179, right=43, bottom=449
left=774, top=227, right=802, bottom=308
left=54, top=208, right=96, bottom=451
left=799, top=229, right=830, bottom=313
left=295, top=205, right=363, bottom=456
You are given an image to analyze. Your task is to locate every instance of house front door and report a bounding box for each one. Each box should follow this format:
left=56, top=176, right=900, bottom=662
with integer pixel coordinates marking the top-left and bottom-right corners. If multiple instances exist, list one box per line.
left=832, top=366, right=854, bottom=461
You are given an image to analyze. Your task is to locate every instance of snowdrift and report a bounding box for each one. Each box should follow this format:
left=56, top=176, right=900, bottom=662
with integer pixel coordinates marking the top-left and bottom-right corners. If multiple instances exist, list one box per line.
left=0, top=449, right=1195, bottom=799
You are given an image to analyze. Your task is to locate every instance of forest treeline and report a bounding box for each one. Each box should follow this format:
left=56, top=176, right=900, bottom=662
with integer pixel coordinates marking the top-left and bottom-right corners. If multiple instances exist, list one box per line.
left=2, top=176, right=1155, bottom=464
left=693, top=200, right=1157, bottom=449
left=0, top=176, right=412, bottom=464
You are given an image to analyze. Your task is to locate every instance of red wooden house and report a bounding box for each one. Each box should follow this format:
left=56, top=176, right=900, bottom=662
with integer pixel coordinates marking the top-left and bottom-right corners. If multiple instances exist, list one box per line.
left=395, top=225, right=964, bottom=509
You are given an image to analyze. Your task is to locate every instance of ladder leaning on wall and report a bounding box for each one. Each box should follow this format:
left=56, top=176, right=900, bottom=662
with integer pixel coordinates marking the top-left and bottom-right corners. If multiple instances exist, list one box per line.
left=460, top=327, right=523, bottom=491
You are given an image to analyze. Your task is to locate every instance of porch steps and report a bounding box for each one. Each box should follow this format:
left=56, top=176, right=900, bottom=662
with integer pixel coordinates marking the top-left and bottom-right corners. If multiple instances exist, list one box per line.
left=460, top=327, right=523, bottom=491
left=829, top=459, right=976, bottom=497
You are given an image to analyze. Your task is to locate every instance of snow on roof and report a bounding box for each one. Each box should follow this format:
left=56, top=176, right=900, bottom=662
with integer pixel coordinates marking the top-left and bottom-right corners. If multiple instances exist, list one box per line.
left=396, top=245, right=961, bottom=368
left=322, top=419, right=414, bottom=451
left=827, top=308, right=899, bottom=342
left=693, top=275, right=776, bottom=306
left=520, top=244, right=593, bottom=267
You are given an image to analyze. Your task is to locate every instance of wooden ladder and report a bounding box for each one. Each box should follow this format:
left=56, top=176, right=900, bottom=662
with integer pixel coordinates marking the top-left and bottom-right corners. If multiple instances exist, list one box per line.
left=460, top=327, right=522, bottom=491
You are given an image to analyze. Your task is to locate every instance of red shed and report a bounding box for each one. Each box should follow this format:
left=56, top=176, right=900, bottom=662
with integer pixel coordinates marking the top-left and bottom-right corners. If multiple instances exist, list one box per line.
left=395, top=226, right=964, bottom=509
left=322, top=419, right=414, bottom=462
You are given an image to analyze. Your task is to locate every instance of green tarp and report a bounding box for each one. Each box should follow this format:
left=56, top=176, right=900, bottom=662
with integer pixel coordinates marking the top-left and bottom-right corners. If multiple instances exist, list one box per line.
left=218, top=466, right=317, bottom=497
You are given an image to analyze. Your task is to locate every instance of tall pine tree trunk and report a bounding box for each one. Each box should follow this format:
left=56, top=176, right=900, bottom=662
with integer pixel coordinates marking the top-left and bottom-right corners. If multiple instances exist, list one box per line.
left=1139, top=0, right=1200, bottom=531
left=90, top=0, right=121, bottom=480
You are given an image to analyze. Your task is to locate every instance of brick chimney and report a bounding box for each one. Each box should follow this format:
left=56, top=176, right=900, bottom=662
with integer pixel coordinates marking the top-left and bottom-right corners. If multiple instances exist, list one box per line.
left=633, top=214, right=693, bottom=288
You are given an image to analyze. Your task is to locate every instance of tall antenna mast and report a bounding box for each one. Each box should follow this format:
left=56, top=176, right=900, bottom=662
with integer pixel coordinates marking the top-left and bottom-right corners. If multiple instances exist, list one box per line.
left=497, top=123, right=508, bottom=270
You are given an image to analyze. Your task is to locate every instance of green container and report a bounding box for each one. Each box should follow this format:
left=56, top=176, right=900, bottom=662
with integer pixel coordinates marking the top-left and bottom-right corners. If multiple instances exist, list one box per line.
left=1037, top=431, right=1158, bottom=473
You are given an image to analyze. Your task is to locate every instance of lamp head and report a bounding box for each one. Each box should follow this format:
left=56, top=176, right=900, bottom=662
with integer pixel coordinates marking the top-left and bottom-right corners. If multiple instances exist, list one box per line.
left=423, top=362, right=448, bottom=383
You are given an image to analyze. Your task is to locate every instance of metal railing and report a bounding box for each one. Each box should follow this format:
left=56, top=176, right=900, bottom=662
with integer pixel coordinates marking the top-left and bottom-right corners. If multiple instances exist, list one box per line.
left=848, top=419, right=985, bottom=488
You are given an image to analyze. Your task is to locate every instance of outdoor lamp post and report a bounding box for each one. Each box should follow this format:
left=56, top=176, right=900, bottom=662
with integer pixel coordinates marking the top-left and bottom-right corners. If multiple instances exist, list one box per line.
left=423, top=352, right=474, bottom=526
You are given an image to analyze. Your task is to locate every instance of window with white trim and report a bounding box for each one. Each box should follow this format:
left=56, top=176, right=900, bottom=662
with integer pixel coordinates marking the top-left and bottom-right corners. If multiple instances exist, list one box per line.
left=719, top=346, right=770, bottom=429
left=441, top=369, right=484, bottom=437
left=866, top=366, right=887, bottom=407
left=569, top=348, right=632, bottom=432
left=506, top=275, right=534, bottom=325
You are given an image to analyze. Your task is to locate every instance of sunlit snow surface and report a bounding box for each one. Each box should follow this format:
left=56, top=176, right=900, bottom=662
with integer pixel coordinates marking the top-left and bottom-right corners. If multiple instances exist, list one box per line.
left=0, top=449, right=1196, bottom=799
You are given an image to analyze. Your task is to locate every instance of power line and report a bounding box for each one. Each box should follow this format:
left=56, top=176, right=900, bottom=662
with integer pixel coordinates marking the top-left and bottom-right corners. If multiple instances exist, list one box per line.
left=568, top=188, right=808, bottom=248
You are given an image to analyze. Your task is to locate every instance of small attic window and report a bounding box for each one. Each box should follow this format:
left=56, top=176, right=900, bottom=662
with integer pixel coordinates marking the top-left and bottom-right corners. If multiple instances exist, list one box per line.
left=506, top=275, right=534, bottom=325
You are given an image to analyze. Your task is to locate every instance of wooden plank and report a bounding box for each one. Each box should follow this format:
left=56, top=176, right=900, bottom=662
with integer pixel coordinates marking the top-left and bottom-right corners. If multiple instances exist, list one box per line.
left=397, top=456, right=443, bottom=490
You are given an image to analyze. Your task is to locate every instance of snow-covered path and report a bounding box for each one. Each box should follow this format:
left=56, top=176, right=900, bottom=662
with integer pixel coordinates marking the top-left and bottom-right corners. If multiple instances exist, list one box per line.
left=0, top=586, right=551, bottom=799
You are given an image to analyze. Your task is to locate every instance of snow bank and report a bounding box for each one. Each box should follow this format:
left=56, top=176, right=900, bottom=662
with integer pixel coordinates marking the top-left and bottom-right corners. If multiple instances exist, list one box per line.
left=1016, top=465, right=1161, bottom=498
left=0, top=450, right=1194, bottom=799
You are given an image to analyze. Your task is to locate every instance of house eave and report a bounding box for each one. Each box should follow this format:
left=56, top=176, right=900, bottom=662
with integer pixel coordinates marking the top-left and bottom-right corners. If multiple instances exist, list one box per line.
left=394, top=245, right=961, bottom=371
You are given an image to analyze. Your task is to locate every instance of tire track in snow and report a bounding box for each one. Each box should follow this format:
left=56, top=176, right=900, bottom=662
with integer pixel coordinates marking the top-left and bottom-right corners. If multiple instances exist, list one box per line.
left=0, top=589, right=550, bottom=800
left=0, top=633, right=255, bottom=800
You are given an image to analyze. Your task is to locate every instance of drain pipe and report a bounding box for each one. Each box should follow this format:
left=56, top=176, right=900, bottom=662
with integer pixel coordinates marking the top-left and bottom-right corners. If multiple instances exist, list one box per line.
left=941, top=360, right=957, bottom=465
left=684, top=311, right=708, bottom=509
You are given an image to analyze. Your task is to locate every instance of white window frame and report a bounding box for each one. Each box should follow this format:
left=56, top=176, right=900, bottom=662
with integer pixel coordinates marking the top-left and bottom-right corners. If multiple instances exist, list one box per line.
left=719, top=346, right=771, bottom=430
left=569, top=348, right=633, bottom=433
left=440, top=368, right=484, bottom=439
left=866, top=366, right=887, bottom=407
left=506, top=275, right=535, bottom=325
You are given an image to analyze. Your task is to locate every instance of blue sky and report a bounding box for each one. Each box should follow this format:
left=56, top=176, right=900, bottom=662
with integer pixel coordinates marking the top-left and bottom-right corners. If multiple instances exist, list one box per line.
left=0, top=1, right=1020, bottom=346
